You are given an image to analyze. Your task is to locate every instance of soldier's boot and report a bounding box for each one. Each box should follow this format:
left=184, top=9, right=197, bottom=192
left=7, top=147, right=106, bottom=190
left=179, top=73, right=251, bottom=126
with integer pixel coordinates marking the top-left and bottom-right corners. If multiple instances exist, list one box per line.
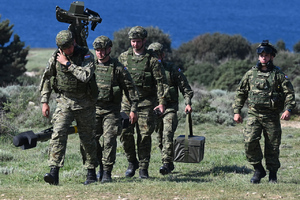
left=250, top=163, right=266, bottom=184
left=44, top=167, right=59, bottom=185
left=159, top=162, right=175, bottom=175
left=139, top=169, right=149, bottom=179
left=101, top=171, right=112, bottom=183
left=97, top=163, right=103, bottom=182
left=269, top=171, right=277, bottom=183
left=169, top=162, right=175, bottom=172
left=125, top=160, right=139, bottom=178
left=84, top=168, right=97, bottom=185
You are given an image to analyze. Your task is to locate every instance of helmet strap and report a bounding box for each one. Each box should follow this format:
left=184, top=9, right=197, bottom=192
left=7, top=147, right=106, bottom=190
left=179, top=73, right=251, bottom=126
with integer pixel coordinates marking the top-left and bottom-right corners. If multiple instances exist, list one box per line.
left=99, top=48, right=111, bottom=62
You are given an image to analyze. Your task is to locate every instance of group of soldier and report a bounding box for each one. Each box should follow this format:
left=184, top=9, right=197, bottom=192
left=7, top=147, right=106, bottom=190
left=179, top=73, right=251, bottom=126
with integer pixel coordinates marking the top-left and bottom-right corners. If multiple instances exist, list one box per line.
left=39, top=26, right=194, bottom=185
left=39, top=25, right=296, bottom=186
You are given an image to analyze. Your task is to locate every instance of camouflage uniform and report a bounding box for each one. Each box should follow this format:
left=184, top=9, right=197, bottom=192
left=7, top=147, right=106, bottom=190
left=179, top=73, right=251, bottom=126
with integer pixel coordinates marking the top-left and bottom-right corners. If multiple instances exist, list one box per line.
left=118, top=28, right=168, bottom=173
left=39, top=30, right=98, bottom=171
left=93, top=56, right=139, bottom=172
left=233, top=65, right=295, bottom=172
left=156, top=62, right=193, bottom=164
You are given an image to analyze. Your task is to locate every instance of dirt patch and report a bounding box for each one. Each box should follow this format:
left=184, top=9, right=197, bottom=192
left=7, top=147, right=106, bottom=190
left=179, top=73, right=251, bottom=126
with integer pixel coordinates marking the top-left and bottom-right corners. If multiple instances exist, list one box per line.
left=281, top=120, right=300, bottom=128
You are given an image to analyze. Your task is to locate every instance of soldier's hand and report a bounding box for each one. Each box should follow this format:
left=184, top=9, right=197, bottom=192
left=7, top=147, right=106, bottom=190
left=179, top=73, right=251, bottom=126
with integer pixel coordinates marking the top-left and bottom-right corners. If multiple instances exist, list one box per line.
left=234, top=114, right=243, bottom=124
left=185, top=104, right=192, bottom=113
left=153, top=104, right=165, bottom=117
left=129, top=111, right=138, bottom=124
left=56, top=49, right=69, bottom=65
left=280, top=110, right=291, bottom=121
left=42, top=103, right=50, bottom=118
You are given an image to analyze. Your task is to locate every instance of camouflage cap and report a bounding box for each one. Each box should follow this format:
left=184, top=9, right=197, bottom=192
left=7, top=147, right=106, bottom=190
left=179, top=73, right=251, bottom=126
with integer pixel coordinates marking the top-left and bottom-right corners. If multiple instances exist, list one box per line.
left=148, top=42, right=164, bottom=54
left=93, top=35, right=112, bottom=49
left=128, top=26, right=147, bottom=39
left=56, top=30, right=74, bottom=49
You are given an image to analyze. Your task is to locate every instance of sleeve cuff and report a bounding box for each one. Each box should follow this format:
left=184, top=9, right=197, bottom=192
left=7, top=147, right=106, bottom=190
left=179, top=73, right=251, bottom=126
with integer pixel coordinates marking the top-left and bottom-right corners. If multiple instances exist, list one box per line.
left=233, top=109, right=241, bottom=114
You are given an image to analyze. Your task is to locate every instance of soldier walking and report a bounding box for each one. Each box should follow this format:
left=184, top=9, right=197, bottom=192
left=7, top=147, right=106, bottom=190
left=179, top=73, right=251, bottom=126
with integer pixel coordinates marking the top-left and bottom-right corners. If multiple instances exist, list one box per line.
left=148, top=42, right=193, bottom=175
left=82, top=36, right=139, bottom=183
left=40, top=30, right=98, bottom=185
left=118, top=26, right=169, bottom=178
left=233, top=40, right=296, bottom=184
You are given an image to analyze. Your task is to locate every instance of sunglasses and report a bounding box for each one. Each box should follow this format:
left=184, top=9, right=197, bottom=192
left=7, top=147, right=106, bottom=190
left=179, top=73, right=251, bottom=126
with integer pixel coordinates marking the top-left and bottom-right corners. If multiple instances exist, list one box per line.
left=256, top=46, right=273, bottom=54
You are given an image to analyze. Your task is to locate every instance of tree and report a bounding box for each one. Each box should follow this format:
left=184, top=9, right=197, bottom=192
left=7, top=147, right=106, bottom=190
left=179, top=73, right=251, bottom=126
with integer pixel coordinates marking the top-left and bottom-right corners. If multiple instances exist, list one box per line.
left=276, top=39, right=286, bottom=51
left=110, top=26, right=172, bottom=58
left=293, top=41, right=300, bottom=53
left=0, top=16, right=29, bottom=86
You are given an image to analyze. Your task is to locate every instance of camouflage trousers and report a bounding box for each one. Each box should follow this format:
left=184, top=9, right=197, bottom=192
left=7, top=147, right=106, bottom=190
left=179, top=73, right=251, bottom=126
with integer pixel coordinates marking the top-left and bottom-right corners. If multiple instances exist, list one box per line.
left=244, top=111, right=282, bottom=171
left=120, top=106, right=155, bottom=169
left=156, top=110, right=177, bottom=164
left=94, top=112, right=122, bottom=171
left=49, top=103, right=98, bottom=169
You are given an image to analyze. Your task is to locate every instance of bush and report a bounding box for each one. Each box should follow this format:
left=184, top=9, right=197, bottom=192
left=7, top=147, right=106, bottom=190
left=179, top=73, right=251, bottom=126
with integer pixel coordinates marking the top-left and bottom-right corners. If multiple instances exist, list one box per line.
left=293, top=41, right=300, bottom=53
left=0, top=16, right=29, bottom=86
left=0, top=85, right=54, bottom=137
left=178, top=87, right=235, bottom=126
left=212, top=59, right=254, bottom=91
left=173, top=33, right=252, bottom=67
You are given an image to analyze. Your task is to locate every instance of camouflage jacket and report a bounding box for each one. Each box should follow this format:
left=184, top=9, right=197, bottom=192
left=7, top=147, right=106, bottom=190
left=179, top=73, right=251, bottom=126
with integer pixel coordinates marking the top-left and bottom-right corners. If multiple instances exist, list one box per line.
left=233, top=66, right=296, bottom=114
left=94, top=57, right=139, bottom=115
left=163, top=62, right=193, bottom=111
left=118, top=47, right=169, bottom=108
left=39, top=46, right=96, bottom=107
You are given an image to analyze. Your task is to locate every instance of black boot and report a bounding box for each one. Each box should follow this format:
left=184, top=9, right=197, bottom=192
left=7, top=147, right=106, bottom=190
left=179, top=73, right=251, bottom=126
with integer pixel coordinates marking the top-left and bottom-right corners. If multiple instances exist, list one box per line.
left=250, top=163, right=266, bottom=184
left=125, top=160, right=139, bottom=177
left=169, top=162, right=175, bottom=172
left=97, top=163, right=103, bottom=182
left=101, top=171, right=112, bottom=183
left=159, top=162, right=175, bottom=175
left=139, top=169, right=149, bottom=179
left=269, top=171, right=277, bottom=183
left=84, top=168, right=97, bottom=185
left=44, top=167, right=59, bottom=185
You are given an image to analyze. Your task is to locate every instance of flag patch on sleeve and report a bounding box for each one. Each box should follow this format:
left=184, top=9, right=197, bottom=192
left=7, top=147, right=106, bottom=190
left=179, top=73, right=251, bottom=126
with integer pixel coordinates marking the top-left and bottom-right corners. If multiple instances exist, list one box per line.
left=84, top=54, right=91, bottom=59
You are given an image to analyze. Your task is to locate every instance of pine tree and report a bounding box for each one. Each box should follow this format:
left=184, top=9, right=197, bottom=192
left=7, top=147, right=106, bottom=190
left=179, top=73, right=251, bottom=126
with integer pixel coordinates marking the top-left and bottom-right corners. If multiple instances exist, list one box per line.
left=0, top=16, right=29, bottom=86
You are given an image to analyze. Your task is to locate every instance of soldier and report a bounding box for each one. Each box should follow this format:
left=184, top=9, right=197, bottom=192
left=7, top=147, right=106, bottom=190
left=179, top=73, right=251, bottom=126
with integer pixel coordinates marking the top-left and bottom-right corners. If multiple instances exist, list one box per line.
left=148, top=42, right=194, bottom=175
left=233, top=40, right=296, bottom=184
left=84, top=35, right=139, bottom=183
left=40, top=30, right=98, bottom=185
left=118, top=26, right=169, bottom=178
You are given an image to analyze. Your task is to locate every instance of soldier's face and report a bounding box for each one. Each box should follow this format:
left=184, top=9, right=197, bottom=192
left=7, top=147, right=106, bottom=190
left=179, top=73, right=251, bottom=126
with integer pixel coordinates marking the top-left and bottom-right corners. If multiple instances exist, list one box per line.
left=95, top=48, right=110, bottom=59
left=259, top=52, right=272, bottom=64
left=62, top=44, right=74, bottom=56
left=131, top=38, right=145, bottom=53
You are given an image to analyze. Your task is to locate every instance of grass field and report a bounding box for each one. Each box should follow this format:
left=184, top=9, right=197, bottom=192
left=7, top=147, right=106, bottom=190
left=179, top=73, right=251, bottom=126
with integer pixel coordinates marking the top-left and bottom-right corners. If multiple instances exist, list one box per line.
left=1, top=48, right=299, bottom=199
left=1, top=122, right=299, bottom=200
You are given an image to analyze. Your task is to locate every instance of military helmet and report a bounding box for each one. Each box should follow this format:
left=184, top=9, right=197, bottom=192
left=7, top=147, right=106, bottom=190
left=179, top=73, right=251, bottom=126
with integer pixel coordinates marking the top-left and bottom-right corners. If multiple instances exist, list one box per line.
left=256, top=40, right=277, bottom=57
left=128, top=26, right=147, bottom=39
left=56, top=30, right=74, bottom=49
left=93, top=36, right=112, bottom=49
left=148, top=42, right=164, bottom=54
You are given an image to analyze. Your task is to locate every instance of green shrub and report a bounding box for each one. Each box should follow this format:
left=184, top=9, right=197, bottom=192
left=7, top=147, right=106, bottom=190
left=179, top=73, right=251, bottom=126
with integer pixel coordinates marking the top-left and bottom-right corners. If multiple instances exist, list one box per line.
left=0, top=85, right=54, bottom=137
left=212, top=59, right=254, bottom=91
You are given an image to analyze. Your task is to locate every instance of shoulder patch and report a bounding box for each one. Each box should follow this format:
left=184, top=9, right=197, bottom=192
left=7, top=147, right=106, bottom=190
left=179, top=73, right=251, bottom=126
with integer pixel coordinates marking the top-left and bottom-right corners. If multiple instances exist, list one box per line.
left=84, top=54, right=91, bottom=59
left=285, top=75, right=288, bottom=79
left=178, top=68, right=181, bottom=72
left=124, top=66, right=127, bottom=70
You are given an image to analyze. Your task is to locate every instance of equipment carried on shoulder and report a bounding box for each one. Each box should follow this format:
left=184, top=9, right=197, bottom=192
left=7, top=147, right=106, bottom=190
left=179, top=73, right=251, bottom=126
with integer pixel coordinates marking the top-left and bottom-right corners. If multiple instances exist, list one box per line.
left=174, top=112, right=205, bottom=163
left=56, top=1, right=102, bottom=48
